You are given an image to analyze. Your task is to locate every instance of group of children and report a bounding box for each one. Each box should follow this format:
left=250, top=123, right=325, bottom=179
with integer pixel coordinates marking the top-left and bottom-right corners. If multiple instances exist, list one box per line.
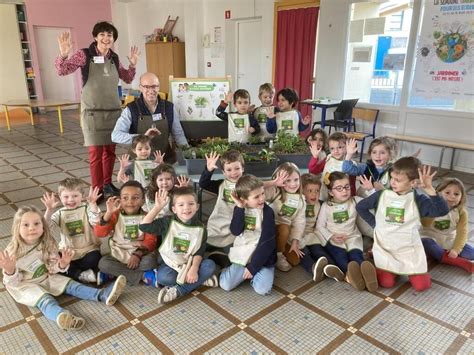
left=1, top=84, right=472, bottom=331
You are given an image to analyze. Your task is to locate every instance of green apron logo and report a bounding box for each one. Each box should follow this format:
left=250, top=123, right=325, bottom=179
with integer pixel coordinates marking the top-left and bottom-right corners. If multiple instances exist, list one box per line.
left=385, top=207, right=405, bottom=224
left=244, top=216, right=257, bottom=231
left=434, top=219, right=450, bottom=231
left=65, top=219, right=84, bottom=236
left=333, top=210, right=349, bottom=224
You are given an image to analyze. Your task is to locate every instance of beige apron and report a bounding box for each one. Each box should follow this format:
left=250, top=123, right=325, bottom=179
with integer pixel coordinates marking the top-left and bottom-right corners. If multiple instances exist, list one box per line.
left=276, top=110, right=299, bottom=135
left=320, top=155, right=344, bottom=201
left=159, top=219, right=204, bottom=284
left=5, top=245, right=70, bottom=307
left=373, top=190, right=426, bottom=275
left=228, top=208, right=263, bottom=266
left=421, top=209, right=459, bottom=250
left=58, top=205, right=100, bottom=260
left=81, top=58, right=121, bottom=146
left=109, top=213, right=145, bottom=264
left=254, top=106, right=273, bottom=139
left=228, top=113, right=250, bottom=143
left=270, top=192, right=305, bottom=225
left=325, top=198, right=362, bottom=251
left=301, top=203, right=325, bottom=248
left=207, top=180, right=237, bottom=247
left=133, top=159, right=158, bottom=188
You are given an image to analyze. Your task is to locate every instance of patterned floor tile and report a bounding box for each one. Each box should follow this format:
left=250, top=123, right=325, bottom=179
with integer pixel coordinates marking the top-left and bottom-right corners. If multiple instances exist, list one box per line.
left=0, top=204, right=17, bottom=219
left=397, top=282, right=473, bottom=329
left=33, top=172, right=74, bottom=185
left=45, top=156, right=78, bottom=165
left=5, top=155, right=41, bottom=164
left=0, top=165, right=18, bottom=173
left=0, top=291, right=25, bottom=327
left=118, top=284, right=163, bottom=318
left=0, top=178, right=37, bottom=192
left=360, top=303, right=459, bottom=353
left=142, top=297, right=235, bottom=353
left=0, top=171, right=27, bottom=182
left=273, top=265, right=312, bottom=293
left=332, top=334, right=389, bottom=354
left=36, top=300, right=128, bottom=353
left=14, top=160, right=51, bottom=170
left=56, top=161, right=90, bottom=171
left=299, top=279, right=382, bottom=325
left=205, top=330, right=275, bottom=354
left=77, top=326, right=161, bottom=354
left=0, top=219, right=13, bottom=238
left=458, top=338, right=474, bottom=354
left=251, top=301, right=345, bottom=353
left=4, top=186, right=47, bottom=203
left=0, top=323, right=47, bottom=354
left=430, top=264, right=473, bottom=293
left=13, top=198, right=46, bottom=212
left=1, top=150, right=31, bottom=159
left=203, top=283, right=285, bottom=321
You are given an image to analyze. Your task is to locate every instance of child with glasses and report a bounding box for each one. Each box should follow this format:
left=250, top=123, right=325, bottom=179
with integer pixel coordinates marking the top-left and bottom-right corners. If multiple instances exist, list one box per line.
left=317, top=172, right=378, bottom=292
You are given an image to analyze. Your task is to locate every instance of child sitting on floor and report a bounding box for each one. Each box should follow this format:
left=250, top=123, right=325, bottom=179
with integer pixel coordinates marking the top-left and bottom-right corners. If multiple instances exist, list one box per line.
left=41, top=178, right=101, bottom=283
left=220, top=175, right=276, bottom=295
left=139, top=187, right=218, bottom=304
left=0, top=206, right=126, bottom=330
left=307, top=128, right=329, bottom=176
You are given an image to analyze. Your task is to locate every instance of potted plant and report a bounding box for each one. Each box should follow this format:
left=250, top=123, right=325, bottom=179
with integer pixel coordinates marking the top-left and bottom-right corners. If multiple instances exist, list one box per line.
left=242, top=149, right=279, bottom=177
left=182, top=137, right=229, bottom=174
left=272, top=131, right=311, bottom=168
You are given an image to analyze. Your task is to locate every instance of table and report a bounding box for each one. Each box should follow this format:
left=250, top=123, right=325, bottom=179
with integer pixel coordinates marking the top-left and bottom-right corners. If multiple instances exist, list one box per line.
left=301, top=99, right=340, bottom=128
left=1, top=99, right=80, bottom=134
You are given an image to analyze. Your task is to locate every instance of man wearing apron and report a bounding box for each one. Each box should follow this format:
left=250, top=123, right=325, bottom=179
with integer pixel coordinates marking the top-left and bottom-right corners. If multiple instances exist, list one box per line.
left=356, top=158, right=449, bottom=292
left=56, top=22, right=139, bottom=198
left=111, top=72, right=189, bottom=163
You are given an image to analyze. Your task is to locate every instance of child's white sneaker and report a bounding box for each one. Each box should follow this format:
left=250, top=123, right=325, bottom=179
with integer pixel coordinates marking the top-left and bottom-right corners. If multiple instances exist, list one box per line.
left=157, top=286, right=178, bottom=304
left=312, top=257, right=328, bottom=283
left=78, top=269, right=97, bottom=283
left=203, top=275, right=219, bottom=287
left=56, top=311, right=85, bottom=330
left=323, top=264, right=344, bottom=282
left=100, top=275, right=127, bottom=306
left=276, top=252, right=292, bottom=272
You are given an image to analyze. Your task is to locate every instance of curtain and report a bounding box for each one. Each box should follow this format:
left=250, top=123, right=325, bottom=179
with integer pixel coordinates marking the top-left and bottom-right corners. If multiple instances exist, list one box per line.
left=274, top=7, right=319, bottom=120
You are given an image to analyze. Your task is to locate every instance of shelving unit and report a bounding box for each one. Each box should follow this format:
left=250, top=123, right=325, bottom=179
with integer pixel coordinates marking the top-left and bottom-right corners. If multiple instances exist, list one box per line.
left=16, top=4, right=37, bottom=101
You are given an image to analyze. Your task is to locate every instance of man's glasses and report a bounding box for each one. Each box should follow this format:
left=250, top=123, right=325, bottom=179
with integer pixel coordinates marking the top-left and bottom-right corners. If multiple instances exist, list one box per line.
left=140, top=84, right=159, bottom=90
left=332, top=184, right=351, bottom=192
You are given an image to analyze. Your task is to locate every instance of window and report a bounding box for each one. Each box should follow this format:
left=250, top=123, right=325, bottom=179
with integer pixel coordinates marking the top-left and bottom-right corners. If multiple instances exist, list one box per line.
left=343, top=1, right=413, bottom=105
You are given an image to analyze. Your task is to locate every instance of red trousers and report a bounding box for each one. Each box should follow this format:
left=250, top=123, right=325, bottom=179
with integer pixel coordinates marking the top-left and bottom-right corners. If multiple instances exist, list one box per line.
left=88, top=145, right=116, bottom=190
left=376, top=269, right=431, bottom=292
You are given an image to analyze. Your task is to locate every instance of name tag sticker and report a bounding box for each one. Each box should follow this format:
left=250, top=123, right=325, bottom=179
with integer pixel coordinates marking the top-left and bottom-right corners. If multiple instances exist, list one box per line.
left=93, top=56, right=105, bottom=64
left=152, top=113, right=162, bottom=121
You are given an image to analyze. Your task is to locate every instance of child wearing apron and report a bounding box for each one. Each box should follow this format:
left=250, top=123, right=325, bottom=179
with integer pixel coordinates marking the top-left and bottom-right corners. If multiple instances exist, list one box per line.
left=219, top=175, right=277, bottom=295
left=356, top=158, right=450, bottom=292
left=253, top=83, right=276, bottom=140
left=95, top=181, right=158, bottom=286
left=140, top=186, right=218, bottom=304
left=307, top=128, right=329, bottom=175
left=421, top=178, right=473, bottom=273
left=1, top=206, right=126, bottom=330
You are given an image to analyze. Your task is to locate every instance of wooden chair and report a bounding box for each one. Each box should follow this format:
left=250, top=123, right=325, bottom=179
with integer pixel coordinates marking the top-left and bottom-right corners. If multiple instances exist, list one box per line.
left=343, top=107, right=380, bottom=162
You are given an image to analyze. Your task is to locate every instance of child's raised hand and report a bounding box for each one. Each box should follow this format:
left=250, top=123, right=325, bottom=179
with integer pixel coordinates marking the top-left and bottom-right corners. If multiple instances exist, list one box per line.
left=357, top=175, right=374, bottom=191
left=205, top=151, right=220, bottom=171
left=346, top=138, right=358, bottom=157
left=153, top=150, right=165, bottom=164
left=330, top=233, right=346, bottom=245
left=118, top=173, right=130, bottom=184
left=41, top=192, right=60, bottom=210
left=302, top=115, right=312, bottom=126
left=155, top=189, right=169, bottom=208
left=230, top=190, right=245, bottom=209
left=118, top=154, right=131, bottom=169
left=417, top=165, right=437, bottom=193
left=0, top=250, right=16, bottom=275
left=224, top=91, right=233, bottom=104
left=266, top=106, right=276, bottom=118
left=373, top=181, right=384, bottom=191
left=242, top=267, right=253, bottom=280
left=105, top=196, right=121, bottom=214
left=309, top=141, right=322, bottom=158
left=175, top=175, right=191, bottom=187
left=86, top=186, right=102, bottom=205
left=273, top=170, right=289, bottom=187
left=59, top=247, right=74, bottom=268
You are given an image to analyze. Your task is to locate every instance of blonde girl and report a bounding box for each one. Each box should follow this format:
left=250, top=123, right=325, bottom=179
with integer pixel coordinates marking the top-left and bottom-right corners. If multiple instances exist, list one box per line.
left=0, top=206, right=126, bottom=330
left=317, top=172, right=377, bottom=291
left=421, top=178, right=473, bottom=273
left=264, top=162, right=306, bottom=271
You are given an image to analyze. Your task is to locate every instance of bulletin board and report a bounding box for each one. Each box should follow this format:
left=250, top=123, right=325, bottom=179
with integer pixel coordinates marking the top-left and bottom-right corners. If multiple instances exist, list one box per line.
left=168, top=76, right=231, bottom=121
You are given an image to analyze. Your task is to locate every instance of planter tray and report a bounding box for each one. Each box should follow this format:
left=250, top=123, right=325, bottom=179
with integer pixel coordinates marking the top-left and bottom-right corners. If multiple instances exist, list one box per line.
left=276, top=154, right=311, bottom=168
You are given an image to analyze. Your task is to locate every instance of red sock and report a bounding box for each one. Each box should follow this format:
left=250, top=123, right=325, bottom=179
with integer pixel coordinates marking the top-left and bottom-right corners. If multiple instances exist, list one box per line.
left=408, top=273, right=431, bottom=291
left=376, top=269, right=396, bottom=288
left=441, top=252, right=474, bottom=273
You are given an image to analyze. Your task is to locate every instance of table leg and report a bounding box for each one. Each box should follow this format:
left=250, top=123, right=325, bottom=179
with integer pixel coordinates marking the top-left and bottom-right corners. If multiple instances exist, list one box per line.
left=3, top=105, right=11, bottom=131
left=28, top=107, right=34, bottom=126
left=438, top=146, right=445, bottom=171
left=450, top=148, right=455, bottom=171
left=321, top=107, right=327, bottom=128
left=57, top=106, right=64, bottom=134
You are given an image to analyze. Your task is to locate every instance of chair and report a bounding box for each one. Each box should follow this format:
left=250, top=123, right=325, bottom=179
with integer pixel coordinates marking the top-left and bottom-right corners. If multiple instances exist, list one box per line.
left=313, top=98, right=359, bottom=133
left=343, top=107, right=380, bottom=162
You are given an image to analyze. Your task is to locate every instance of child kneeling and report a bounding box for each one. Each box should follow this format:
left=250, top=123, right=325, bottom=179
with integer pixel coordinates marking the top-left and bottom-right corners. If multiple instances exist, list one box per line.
left=139, top=187, right=218, bottom=304
left=220, top=175, right=277, bottom=295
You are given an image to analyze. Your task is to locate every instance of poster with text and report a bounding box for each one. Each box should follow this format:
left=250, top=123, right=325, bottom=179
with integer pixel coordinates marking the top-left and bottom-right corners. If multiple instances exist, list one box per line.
left=412, top=1, right=473, bottom=99
left=169, top=78, right=231, bottom=121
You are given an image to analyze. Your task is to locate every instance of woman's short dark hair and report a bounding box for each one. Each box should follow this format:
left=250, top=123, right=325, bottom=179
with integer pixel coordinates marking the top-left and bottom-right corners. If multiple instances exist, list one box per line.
left=92, top=21, right=118, bottom=41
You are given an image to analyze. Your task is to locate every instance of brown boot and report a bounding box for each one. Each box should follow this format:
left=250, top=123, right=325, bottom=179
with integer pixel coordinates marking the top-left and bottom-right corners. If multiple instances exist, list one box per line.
left=346, top=261, right=365, bottom=291
left=361, top=261, right=378, bottom=292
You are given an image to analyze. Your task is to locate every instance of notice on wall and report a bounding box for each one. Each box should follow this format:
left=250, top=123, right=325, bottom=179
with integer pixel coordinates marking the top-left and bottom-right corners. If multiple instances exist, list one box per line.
left=169, top=77, right=231, bottom=121
left=349, top=20, right=364, bottom=43
left=412, top=1, right=473, bottom=99
left=364, top=17, right=385, bottom=35
left=352, top=46, right=372, bottom=63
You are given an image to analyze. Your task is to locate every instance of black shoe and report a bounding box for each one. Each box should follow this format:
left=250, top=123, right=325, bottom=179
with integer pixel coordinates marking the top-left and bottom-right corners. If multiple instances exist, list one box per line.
left=207, top=252, right=231, bottom=269
left=103, top=184, right=120, bottom=198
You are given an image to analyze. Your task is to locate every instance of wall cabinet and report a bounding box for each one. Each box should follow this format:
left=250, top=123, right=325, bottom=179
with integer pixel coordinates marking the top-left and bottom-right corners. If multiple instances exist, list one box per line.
left=16, top=4, right=37, bottom=100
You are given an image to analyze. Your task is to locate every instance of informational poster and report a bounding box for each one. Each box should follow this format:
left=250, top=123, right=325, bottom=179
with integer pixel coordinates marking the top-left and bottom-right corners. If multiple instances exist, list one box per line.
left=364, top=17, right=385, bottom=35
left=349, top=20, right=364, bottom=43
left=169, top=77, right=231, bottom=121
left=412, top=1, right=473, bottom=99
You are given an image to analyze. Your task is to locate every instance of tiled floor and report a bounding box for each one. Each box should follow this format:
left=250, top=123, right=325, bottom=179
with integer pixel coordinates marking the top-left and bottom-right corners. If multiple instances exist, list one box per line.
left=0, top=110, right=473, bottom=354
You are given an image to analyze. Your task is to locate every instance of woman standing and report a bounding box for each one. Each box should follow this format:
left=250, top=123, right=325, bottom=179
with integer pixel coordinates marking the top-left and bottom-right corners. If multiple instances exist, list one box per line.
left=55, top=21, right=140, bottom=198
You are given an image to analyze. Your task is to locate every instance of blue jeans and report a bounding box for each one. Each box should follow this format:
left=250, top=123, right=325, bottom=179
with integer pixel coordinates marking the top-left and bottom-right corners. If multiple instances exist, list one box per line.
left=422, top=238, right=474, bottom=261
left=156, top=259, right=216, bottom=296
left=300, top=244, right=335, bottom=274
left=325, top=244, right=364, bottom=274
left=65, top=249, right=101, bottom=280
left=36, top=280, right=101, bottom=321
left=219, top=264, right=274, bottom=295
